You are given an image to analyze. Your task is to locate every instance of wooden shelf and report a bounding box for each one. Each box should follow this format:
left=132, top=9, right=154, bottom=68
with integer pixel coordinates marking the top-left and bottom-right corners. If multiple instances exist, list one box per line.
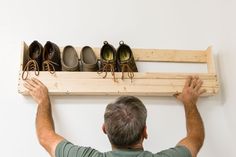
left=18, top=42, right=219, bottom=96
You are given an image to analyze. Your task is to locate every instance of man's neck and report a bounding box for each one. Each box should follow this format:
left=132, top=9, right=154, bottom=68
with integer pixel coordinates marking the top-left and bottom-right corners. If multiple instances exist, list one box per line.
left=111, top=143, right=144, bottom=151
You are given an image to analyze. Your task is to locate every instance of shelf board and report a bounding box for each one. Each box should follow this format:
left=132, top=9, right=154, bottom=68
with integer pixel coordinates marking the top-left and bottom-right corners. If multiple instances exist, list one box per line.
left=18, top=42, right=219, bottom=96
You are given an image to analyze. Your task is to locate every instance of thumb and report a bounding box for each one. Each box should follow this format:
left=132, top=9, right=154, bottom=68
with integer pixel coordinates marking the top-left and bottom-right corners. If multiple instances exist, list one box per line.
left=173, top=92, right=182, bottom=100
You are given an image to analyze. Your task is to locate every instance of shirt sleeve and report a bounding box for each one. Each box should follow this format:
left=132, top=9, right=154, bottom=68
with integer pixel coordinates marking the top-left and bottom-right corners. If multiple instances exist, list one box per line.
left=155, top=146, right=192, bottom=157
left=55, top=140, right=101, bottom=157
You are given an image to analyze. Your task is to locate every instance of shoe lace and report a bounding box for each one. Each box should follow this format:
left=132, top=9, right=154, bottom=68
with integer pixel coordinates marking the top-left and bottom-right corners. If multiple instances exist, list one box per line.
left=98, top=61, right=117, bottom=82
left=121, top=63, right=134, bottom=82
left=42, top=60, right=59, bottom=74
left=22, top=60, right=40, bottom=80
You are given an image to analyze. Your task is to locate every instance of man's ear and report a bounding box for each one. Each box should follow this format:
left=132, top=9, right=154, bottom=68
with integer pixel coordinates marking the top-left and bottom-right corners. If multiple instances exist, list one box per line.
left=143, top=126, right=148, bottom=139
left=102, top=124, right=107, bottom=134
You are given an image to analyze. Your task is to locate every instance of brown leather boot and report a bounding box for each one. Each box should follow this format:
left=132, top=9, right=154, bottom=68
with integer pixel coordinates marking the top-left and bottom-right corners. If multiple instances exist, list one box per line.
left=42, top=41, right=62, bottom=73
left=99, top=41, right=117, bottom=81
left=117, top=41, right=138, bottom=80
left=80, top=46, right=98, bottom=71
left=22, top=40, right=43, bottom=80
left=61, top=45, right=79, bottom=71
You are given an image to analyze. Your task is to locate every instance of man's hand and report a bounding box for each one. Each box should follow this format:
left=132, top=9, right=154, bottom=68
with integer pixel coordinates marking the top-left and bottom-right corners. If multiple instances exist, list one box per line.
left=175, top=76, right=206, bottom=105
left=24, top=78, right=64, bottom=157
left=24, top=78, right=49, bottom=105
left=176, top=76, right=206, bottom=157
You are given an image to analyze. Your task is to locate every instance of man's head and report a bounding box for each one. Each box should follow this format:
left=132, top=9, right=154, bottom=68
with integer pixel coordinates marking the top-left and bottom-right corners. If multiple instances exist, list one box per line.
left=103, top=96, right=147, bottom=148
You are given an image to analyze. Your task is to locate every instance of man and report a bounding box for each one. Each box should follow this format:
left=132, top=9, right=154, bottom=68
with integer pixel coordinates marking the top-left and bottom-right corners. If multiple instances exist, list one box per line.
left=24, top=76, right=206, bottom=157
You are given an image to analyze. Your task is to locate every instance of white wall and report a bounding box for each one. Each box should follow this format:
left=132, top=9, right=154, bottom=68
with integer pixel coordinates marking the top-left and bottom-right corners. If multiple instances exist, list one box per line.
left=0, top=0, right=235, bottom=156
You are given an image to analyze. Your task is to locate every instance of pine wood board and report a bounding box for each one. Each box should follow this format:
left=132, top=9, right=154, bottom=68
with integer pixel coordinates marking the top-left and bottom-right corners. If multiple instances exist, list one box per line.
left=18, top=72, right=219, bottom=96
left=69, top=47, right=207, bottom=63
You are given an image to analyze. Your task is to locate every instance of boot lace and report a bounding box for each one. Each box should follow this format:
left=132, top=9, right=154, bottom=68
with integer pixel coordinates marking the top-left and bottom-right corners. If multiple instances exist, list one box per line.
left=42, top=60, right=59, bottom=74
left=98, top=61, right=117, bottom=82
left=22, top=60, right=39, bottom=80
left=121, top=63, right=134, bottom=82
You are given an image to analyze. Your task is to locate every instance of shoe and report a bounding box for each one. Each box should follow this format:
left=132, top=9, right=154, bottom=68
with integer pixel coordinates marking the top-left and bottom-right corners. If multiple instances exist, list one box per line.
left=99, top=41, right=117, bottom=81
left=80, top=46, right=98, bottom=71
left=117, top=41, right=138, bottom=80
left=61, top=45, right=79, bottom=71
left=22, top=40, right=43, bottom=80
left=42, top=41, right=62, bottom=73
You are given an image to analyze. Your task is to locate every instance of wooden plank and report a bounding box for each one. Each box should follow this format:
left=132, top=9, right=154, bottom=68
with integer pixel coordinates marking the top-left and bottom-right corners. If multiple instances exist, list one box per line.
left=18, top=77, right=218, bottom=96
left=18, top=71, right=219, bottom=96
left=18, top=80, right=218, bottom=96
left=18, top=71, right=217, bottom=80
left=21, top=42, right=28, bottom=71
left=206, top=46, right=216, bottom=73
left=132, top=49, right=207, bottom=63
left=59, top=47, right=207, bottom=63
left=18, top=72, right=218, bottom=87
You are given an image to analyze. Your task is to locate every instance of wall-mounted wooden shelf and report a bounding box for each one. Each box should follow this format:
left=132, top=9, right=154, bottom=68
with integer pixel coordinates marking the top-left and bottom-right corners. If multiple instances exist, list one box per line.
left=18, top=42, right=219, bottom=96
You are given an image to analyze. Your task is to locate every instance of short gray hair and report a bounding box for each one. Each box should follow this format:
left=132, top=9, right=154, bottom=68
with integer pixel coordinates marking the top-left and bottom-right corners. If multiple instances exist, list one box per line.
left=104, top=96, right=147, bottom=147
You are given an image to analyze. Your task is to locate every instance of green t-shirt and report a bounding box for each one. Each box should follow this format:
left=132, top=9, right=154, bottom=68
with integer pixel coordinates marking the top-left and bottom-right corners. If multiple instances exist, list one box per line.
left=55, top=140, right=192, bottom=157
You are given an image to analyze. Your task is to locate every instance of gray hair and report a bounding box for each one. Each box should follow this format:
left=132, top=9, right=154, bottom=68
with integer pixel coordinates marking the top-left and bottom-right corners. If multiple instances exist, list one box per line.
left=104, top=96, right=147, bottom=147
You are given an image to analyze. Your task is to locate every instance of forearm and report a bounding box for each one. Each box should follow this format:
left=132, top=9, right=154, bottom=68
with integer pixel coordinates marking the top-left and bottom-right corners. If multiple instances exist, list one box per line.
left=183, top=102, right=205, bottom=149
left=176, top=76, right=205, bottom=157
left=36, top=97, right=55, bottom=140
left=25, top=78, right=64, bottom=156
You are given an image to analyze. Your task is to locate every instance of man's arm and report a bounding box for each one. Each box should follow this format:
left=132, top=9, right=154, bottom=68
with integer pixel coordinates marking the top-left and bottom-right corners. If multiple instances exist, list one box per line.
left=175, top=76, right=206, bottom=157
left=24, top=78, right=64, bottom=157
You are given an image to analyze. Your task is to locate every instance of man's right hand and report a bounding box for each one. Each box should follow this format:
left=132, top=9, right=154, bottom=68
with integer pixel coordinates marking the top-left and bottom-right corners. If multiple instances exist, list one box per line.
left=24, top=78, right=50, bottom=105
left=175, top=76, right=206, bottom=157
left=175, top=76, right=206, bottom=105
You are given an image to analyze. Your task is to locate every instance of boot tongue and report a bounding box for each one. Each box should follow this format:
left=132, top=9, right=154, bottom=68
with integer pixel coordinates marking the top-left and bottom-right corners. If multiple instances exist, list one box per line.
left=30, top=44, right=41, bottom=59
left=47, top=48, right=55, bottom=60
left=31, top=49, right=40, bottom=59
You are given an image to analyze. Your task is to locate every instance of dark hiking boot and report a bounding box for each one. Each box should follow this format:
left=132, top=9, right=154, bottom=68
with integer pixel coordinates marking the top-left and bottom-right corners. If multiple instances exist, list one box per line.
left=80, top=46, right=98, bottom=71
left=61, top=45, right=79, bottom=71
left=42, top=41, right=62, bottom=73
left=98, top=41, right=117, bottom=81
left=22, top=40, right=43, bottom=80
left=117, top=41, right=138, bottom=80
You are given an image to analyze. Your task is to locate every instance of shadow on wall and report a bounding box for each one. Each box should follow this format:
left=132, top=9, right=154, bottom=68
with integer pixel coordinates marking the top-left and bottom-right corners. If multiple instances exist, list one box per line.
left=214, top=51, right=225, bottom=105
left=216, top=47, right=236, bottom=139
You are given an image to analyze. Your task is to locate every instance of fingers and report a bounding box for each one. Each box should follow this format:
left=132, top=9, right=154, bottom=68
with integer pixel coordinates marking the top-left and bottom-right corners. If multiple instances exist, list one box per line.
left=184, top=76, right=192, bottom=88
left=24, top=78, right=45, bottom=92
left=173, top=91, right=181, bottom=98
left=190, top=79, right=196, bottom=88
left=25, top=79, right=37, bottom=88
left=199, top=89, right=207, bottom=95
left=32, top=78, right=44, bottom=86
left=191, top=76, right=206, bottom=95
left=189, top=75, right=200, bottom=89
left=194, top=79, right=203, bottom=91
left=31, top=78, right=39, bottom=85
left=173, top=91, right=183, bottom=102
left=189, top=76, right=197, bottom=88
left=23, top=82, right=33, bottom=91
